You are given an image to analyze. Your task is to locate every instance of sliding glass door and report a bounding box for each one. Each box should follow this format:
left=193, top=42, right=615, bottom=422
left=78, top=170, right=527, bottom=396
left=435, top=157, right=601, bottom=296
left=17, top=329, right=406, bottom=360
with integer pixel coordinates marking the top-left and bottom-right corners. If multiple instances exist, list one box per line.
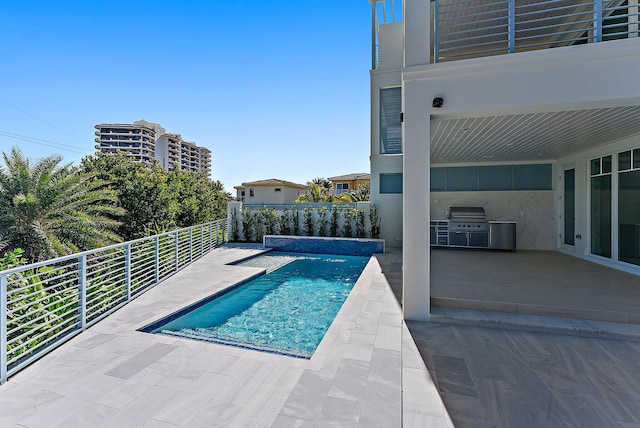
left=618, top=149, right=640, bottom=267
left=590, top=156, right=612, bottom=258
left=589, top=149, right=640, bottom=267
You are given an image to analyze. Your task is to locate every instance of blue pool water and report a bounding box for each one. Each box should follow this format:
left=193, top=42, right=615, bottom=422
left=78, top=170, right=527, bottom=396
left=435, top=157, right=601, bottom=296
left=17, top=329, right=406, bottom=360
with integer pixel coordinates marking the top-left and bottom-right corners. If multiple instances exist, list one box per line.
left=145, top=252, right=369, bottom=358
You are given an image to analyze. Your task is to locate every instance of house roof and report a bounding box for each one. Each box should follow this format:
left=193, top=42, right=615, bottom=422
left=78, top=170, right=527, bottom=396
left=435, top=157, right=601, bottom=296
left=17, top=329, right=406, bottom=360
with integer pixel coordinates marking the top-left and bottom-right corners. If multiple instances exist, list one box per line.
left=327, top=173, right=371, bottom=182
left=234, top=178, right=307, bottom=190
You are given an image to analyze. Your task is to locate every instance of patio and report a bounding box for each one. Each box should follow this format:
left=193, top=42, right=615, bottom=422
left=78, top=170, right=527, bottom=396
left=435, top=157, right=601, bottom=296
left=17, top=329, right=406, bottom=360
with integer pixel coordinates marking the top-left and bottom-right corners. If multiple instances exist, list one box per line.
left=431, top=249, right=640, bottom=324
left=0, top=244, right=450, bottom=427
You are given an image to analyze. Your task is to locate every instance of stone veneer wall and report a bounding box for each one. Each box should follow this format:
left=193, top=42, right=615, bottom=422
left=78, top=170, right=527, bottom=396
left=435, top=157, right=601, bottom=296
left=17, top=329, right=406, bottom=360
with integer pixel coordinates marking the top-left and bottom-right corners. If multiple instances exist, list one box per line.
left=430, top=191, right=555, bottom=250
left=263, top=236, right=385, bottom=257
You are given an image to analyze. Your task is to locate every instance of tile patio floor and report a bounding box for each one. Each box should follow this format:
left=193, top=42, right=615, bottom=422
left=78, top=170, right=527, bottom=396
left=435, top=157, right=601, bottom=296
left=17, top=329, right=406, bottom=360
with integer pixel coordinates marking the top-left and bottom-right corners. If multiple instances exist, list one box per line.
left=0, top=244, right=450, bottom=428
left=5, top=243, right=639, bottom=427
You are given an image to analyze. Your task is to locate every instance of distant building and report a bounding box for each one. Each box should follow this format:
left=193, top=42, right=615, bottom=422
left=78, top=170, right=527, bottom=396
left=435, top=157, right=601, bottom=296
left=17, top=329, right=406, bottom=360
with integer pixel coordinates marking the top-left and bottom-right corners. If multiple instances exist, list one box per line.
left=95, top=120, right=211, bottom=177
left=327, top=173, right=371, bottom=195
left=234, top=179, right=307, bottom=204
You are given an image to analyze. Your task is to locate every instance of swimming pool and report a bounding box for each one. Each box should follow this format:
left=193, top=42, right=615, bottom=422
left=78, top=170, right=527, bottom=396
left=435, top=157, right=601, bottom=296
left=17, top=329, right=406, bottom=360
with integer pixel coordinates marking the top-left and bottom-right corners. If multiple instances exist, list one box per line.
left=143, top=252, right=369, bottom=358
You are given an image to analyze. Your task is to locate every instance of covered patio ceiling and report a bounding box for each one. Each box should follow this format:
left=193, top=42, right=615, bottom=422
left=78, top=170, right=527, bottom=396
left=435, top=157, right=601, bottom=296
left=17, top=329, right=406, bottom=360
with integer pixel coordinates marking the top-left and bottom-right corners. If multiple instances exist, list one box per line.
left=430, top=105, right=640, bottom=163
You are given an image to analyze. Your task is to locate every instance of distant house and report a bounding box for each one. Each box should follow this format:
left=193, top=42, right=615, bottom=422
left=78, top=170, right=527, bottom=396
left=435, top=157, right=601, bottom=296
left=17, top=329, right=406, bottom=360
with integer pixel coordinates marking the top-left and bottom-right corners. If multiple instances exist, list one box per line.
left=327, top=173, right=370, bottom=195
left=234, top=179, right=307, bottom=204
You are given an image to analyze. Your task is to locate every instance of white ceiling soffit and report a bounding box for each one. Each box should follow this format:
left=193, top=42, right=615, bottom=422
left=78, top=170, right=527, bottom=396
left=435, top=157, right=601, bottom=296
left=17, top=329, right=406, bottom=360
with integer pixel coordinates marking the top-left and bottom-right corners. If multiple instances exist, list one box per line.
left=430, top=106, right=640, bottom=163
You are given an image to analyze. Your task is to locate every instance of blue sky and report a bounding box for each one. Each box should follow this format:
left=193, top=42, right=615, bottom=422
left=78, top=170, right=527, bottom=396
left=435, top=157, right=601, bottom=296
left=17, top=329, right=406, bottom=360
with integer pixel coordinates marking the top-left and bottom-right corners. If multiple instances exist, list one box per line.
left=0, top=0, right=377, bottom=192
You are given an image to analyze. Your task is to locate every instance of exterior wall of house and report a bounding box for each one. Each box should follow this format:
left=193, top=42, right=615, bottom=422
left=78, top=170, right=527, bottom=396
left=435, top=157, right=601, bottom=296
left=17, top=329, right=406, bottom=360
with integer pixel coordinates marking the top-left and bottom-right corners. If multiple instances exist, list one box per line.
left=370, top=65, right=402, bottom=246
left=331, top=178, right=370, bottom=195
left=282, top=186, right=304, bottom=203
left=403, top=38, right=640, bottom=119
left=239, top=186, right=302, bottom=204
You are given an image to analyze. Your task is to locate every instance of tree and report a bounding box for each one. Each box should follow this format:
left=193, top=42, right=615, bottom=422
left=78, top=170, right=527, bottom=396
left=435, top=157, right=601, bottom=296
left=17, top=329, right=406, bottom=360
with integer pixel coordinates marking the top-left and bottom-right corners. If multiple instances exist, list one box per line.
left=167, top=168, right=231, bottom=228
left=82, top=152, right=232, bottom=240
left=0, top=148, right=123, bottom=262
left=311, top=177, right=332, bottom=193
left=339, top=182, right=371, bottom=203
left=296, top=182, right=337, bottom=203
left=81, top=152, right=176, bottom=240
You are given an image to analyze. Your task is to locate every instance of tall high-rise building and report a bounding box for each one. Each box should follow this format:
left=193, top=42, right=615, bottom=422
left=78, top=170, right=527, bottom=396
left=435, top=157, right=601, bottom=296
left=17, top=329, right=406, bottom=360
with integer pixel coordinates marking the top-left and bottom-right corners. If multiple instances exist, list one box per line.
left=94, top=120, right=212, bottom=177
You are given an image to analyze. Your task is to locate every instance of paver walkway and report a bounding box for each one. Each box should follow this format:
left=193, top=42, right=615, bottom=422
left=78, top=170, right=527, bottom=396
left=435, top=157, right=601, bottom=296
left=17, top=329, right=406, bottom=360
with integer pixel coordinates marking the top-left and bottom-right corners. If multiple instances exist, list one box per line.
left=0, top=244, right=450, bottom=427
left=409, top=319, right=640, bottom=427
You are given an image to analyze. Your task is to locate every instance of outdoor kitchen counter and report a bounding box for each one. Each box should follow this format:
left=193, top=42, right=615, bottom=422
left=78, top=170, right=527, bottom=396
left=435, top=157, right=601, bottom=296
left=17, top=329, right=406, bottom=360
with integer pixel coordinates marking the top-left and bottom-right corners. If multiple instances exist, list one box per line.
left=430, top=219, right=517, bottom=252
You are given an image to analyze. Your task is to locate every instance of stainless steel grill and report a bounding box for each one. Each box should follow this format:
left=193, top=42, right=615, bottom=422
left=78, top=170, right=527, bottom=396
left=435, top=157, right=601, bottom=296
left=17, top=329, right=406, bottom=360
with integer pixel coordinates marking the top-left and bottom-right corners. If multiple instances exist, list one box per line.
left=448, top=206, right=489, bottom=232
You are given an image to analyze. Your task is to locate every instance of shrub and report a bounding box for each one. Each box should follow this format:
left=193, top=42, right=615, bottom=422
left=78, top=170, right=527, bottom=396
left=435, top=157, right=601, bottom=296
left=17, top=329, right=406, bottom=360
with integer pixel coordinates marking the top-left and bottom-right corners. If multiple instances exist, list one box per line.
left=330, top=206, right=339, bottom=237
left=303, top=206, right=314, bottom=236
left=356, top=209, right=366, bottom=238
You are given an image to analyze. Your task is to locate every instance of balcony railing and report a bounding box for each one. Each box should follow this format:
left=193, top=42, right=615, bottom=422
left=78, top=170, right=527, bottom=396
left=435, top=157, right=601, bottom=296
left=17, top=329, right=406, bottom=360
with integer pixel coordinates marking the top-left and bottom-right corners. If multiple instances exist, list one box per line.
left=0, top=219, right=228, bottom=384
left=434, top=0, right=640, bottom=62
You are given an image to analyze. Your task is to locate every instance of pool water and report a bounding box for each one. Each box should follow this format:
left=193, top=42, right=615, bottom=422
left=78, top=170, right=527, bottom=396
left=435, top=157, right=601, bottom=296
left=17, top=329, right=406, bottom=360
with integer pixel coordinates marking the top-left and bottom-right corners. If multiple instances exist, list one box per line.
left=145, top=252, right=369, bottom=358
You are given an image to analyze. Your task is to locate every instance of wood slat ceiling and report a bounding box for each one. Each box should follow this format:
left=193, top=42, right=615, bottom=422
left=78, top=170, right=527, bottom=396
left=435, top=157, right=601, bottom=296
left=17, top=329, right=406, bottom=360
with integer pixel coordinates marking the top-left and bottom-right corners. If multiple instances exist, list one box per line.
left=430, top=106, right=640, bottom=163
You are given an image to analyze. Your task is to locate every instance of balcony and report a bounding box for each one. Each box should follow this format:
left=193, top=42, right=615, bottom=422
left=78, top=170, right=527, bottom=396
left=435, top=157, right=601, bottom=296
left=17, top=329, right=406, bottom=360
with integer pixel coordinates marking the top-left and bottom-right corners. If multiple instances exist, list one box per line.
left=373, top=0, right=639, bottom=67
left=435, top=0, right=639, bottom=62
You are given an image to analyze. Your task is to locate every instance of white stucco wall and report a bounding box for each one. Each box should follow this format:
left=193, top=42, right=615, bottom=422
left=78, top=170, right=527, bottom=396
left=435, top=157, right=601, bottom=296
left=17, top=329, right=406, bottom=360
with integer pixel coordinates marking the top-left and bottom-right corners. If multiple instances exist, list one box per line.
left=378, top=22, right=403, bottom=70
left=370, top=54, right=404, bottom=247
left=403, top=38, right=640, bottom=117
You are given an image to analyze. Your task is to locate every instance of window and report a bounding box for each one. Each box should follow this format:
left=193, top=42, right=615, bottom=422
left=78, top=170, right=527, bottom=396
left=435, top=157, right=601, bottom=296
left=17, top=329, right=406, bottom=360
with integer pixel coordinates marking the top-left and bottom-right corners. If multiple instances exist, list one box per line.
left=249, top=188, right=254, bottom=197
left=380, top=87, right=402, bottom=154
left=241, top=190, right=245, bottom=197
left=336, top=183, right=349, bottom=194
left=274, top=188, right=281, bottom=192
left=380, top=173, right=403, bottom=194
left=430, top=164, right=552, bottom=192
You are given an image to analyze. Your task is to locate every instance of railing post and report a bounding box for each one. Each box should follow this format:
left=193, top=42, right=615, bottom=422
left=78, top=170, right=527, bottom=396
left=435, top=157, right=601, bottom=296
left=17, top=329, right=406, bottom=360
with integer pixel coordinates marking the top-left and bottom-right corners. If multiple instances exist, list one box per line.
left=594, top=0, right=603, bottom=42
left=209, top=222, right=213, bottom=250
left=125, top=243, right=131, bottom=301
left=79, top=255, right=87, bottom=330
left=189, top=228, right=193, bottom=263
left=1, top=274, right=7, bottom=384
left=154, top=236, right=159, bottom=284
left=434, top=0, right=440, bottom=62
left=200, top=225, right=204, bottom=256
left=631, top=0, right=639, bottom=38
left=508, top=0, right=516, bottom=53
left=174, top=231, right=179, bottom=272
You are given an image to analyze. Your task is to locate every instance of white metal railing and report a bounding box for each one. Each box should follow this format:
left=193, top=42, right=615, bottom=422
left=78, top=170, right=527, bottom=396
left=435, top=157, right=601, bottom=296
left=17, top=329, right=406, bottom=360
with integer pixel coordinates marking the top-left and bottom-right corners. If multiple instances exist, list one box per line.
left=0, top=219, right=228, bottom=383
left=434, top=0, right=639, bottom=62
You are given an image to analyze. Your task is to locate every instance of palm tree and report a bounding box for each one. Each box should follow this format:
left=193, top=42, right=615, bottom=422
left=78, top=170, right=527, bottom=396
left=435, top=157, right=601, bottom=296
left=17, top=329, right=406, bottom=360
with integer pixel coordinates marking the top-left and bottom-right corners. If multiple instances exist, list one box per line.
left=339, top=182, right=371, bottom=203
left=296, top=183, right=338, bottom=203
left=311, top=177, right=332, bottom=193
left=0, top=148, right=124, bottom=262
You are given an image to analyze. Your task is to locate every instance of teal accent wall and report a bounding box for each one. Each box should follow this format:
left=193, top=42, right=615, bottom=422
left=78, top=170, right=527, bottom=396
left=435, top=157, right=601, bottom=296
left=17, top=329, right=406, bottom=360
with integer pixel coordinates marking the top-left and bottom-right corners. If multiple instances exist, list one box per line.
left=430, top=164, right=552, bottom=192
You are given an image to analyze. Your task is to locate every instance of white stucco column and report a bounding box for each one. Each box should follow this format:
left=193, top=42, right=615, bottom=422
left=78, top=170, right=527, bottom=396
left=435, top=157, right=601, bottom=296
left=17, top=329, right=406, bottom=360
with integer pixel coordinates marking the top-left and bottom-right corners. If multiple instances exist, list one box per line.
left=402, top=81, right=431, bottom=321
left=404, top=0, right=431, bottom=67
